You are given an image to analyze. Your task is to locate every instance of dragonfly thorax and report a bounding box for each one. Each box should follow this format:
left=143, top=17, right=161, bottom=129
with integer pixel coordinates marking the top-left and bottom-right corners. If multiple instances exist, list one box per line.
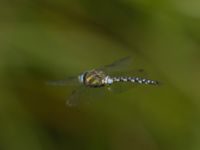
left=79, top=69, right=109, bottom=88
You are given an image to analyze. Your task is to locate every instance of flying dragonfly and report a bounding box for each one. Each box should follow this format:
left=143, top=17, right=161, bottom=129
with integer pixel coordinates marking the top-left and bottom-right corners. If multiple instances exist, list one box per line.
left=48, top=57, right=160, bottom=106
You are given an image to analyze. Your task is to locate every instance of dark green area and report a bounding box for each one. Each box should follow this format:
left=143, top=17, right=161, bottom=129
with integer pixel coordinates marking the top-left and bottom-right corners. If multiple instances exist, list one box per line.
left=0, top=0, right=200, bottom=150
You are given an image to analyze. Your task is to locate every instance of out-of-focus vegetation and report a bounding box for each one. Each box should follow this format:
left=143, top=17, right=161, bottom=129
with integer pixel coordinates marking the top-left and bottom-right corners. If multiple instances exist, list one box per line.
left=0, top=0, right=200, bottom=150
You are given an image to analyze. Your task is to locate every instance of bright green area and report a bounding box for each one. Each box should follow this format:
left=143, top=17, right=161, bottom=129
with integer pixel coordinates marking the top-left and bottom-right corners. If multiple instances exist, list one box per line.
left=0, top=0, right=200, bottom=150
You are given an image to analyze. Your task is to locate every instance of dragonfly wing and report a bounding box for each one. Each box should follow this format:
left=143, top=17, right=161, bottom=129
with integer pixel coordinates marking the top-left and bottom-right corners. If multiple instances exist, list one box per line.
left=108, top=82, right=136, bottom=94
left=98, top=56, right=133, bottom=74
left=66, top=86, right=112, bottom=106
left=113, top=69, right=148, bottom=78
left=98, top=56, right=149, bottom=77
left=47, top=76, right=80, bottom=86
left=66, top=86, right=85, bottom=106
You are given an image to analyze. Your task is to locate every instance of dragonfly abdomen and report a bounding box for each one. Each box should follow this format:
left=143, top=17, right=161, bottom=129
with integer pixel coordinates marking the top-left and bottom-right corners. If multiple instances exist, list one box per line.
left=111, top=76, right=159, bottom=85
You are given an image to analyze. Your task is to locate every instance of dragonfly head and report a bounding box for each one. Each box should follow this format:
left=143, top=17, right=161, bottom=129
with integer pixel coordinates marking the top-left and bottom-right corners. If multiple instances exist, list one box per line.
left=78, top=73, right=85, bottom=84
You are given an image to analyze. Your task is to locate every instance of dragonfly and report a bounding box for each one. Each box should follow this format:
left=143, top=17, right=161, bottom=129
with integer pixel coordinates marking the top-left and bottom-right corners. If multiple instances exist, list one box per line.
left=48, top=57, right=160, bottom=106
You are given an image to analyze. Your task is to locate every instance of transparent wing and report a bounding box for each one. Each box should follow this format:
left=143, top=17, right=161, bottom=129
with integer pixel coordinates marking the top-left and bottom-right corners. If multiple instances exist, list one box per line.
left=66, top=86, right=85, bottom=106
left=47, top=76, right=80, bottom=86
left=98, top=56, right=132, bottom=74
left=113, top=69, right=148, bottom=78
left=97, top=56, right=148, bottom=77
left=106, top=84, right=131, bottom=94
left=66, top=86, right=113, bottom=107
left=66, top=83, right=143, bottom=107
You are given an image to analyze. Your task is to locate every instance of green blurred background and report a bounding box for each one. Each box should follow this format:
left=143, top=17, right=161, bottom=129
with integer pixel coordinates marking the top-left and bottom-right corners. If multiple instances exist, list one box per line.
left=0, top=0, right=200, bottom=150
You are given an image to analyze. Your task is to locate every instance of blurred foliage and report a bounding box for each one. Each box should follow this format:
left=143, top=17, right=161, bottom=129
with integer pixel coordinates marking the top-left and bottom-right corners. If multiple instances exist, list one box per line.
left=0, top=0, right=200, bottom=150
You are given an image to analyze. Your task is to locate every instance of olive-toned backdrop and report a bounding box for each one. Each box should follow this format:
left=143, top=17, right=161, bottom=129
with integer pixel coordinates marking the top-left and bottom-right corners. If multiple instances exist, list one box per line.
left=0, top=0, right=200, bottom=150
